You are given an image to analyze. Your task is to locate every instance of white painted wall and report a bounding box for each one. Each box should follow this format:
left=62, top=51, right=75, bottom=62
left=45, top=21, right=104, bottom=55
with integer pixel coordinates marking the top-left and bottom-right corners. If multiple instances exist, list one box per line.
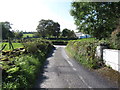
left=96, top=46, right=108, bottom=59
left=103, top=49, right=120, bottom=72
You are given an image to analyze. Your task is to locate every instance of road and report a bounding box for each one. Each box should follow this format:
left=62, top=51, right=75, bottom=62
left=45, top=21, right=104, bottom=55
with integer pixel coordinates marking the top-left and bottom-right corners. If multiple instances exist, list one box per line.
left=34, top=45, right=117, bottom=89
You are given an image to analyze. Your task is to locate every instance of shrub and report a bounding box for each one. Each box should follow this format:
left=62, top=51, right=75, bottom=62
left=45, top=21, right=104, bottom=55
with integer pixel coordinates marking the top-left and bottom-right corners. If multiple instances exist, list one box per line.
left=2, top=54, right=41, bottom=88
left=66, top=39, right=105, bottom=69
left=23, top=39, right=53, bottom=54
left=2, top=39, right=53, bottom=88
left=111, top=26, right=120, bottom=50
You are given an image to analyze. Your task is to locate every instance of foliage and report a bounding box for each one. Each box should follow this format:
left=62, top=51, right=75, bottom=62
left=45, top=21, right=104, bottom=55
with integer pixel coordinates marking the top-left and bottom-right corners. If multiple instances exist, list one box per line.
left=2, top=54, right=41, bottom=88
left=23, top=39, right=53, bottom=54
left=14, top=30, right=23, bottom=39
left=61, top=28, right=77, bottom=38
left=70, top=2, right=120, bottom=39
left=0, top=21, right=14, bottom=39
left=66, top=39, right=105, bottom=69
left=110, top=26, right=120, bottom=50
left=2, top=39, right=53, bottom=88
left=52, top=40, right=68, bottom=45
left=36, top=19, right=60, bottom=38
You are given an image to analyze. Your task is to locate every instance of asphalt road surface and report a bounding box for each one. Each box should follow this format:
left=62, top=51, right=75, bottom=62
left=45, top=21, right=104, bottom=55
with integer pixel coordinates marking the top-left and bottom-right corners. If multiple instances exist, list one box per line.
left=34, top=45, right=118, bottom=89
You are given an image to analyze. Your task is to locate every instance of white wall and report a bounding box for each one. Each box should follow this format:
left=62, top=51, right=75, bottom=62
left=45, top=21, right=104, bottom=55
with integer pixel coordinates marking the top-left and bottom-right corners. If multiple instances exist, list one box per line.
left=103, top=49, right=120, bottom=72
left=96, top=46, right=108, bottom=59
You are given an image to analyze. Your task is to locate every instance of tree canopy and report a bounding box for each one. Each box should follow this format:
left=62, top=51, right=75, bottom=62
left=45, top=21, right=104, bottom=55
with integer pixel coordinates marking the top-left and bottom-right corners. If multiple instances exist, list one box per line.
left=36, top=19, right=60, bottom=38
left=0, top=21, right=14, bottom=40
left=61, top=28, right=76, bottom=38
left=70, top=2, right=120, bottom=39
left=14, top=30, right=23, bottom=39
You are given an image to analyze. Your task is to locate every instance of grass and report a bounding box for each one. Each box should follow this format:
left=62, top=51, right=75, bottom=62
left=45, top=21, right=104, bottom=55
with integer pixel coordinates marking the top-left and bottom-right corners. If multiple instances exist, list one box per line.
left=66, top=38, right=103, bottom=69
left=2, top=54, right=42, bottom=88
left=2, top=40, right=53, bottom=88
left=0, top=42, right=23, bottom=51
left=23, top=34, right=34, bottom=38
left=71, top=38, right=96, bottom=42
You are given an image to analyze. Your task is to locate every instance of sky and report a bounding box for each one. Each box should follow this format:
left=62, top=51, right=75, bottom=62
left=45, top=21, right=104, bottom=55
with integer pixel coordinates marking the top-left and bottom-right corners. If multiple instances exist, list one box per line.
left=0, top=0, right=77, bottom=32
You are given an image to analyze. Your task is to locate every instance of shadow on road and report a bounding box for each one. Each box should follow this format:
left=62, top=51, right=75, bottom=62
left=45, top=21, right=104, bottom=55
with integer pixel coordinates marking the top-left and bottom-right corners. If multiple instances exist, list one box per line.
left=33, top=47, right=56, bottom=88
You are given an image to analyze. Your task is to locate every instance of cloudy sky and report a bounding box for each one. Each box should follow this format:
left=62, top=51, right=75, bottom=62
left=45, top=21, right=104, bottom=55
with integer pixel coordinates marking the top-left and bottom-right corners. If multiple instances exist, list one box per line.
left=0, top=0, right=77, bottom=32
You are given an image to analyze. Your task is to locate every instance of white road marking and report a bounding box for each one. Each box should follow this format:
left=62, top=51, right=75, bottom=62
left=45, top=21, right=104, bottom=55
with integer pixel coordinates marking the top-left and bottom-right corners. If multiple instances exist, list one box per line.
left=73, top=68, right=77, bottom=71
left=63, top=51, right=74, bottom=67
left=66, top=55, right=69, bottom=59
left=79, top=76, right=93, bottom=89
left=67, top=60, right=73, bottom=67
left=62, top=47, right=92, bottom=89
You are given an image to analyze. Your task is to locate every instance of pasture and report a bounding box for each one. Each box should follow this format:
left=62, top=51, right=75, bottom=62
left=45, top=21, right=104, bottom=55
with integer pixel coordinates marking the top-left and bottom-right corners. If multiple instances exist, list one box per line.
left=0, top=42, right=23, bottom=51
left=23, top=34, right=34, bottom=37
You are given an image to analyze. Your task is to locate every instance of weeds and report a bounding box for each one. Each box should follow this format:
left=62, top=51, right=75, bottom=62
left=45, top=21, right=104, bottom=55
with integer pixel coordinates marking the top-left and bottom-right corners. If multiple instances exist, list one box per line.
left=2, top=39, right=53, bottom=88
left=66, top=39, right=105, bottom=69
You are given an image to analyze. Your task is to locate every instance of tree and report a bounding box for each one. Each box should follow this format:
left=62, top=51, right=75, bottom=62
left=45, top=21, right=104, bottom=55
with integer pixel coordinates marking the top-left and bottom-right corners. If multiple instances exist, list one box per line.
left=61, top=28, right=76, bottom=38
left=36, top=19, right=60, bottom=38
left=0, top=21, right=14, bottom=39
left=70, top=2, right=120, bottom=39
left=14, top=30, right=23, bottom=39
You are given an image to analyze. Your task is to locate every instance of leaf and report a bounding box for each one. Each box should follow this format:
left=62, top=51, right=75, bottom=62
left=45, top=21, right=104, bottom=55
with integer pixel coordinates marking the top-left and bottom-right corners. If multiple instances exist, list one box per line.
left=6, top=67, right=19, bottom=74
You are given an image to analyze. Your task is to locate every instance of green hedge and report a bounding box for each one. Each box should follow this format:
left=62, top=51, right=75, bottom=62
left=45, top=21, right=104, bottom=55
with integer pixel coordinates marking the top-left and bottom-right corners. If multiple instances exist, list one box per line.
left=52, top=41, right=68, bottom=45
left=2, top=40, right=53, bottom=88
left=66, top=39, right=106, bottom=69
left=110, top=27, right=120, bottom=50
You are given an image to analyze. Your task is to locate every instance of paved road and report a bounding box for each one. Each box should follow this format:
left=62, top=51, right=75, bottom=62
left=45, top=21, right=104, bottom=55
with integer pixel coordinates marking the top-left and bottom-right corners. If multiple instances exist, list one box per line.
left=34, top=45, right=117, bottom=89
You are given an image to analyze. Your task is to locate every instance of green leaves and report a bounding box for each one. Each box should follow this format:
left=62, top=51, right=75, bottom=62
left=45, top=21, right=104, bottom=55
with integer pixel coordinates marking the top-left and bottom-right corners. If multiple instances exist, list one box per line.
left=70, top=2, right=120, bottom=39
left=6, top=67, right=19, bottom=74
left=36, top=19, right=60, bottom=38
left=2, top=39, right=53, bottom=88
left=66, top=38, right=105, bottom=69
left=61, top=28, right=76, bottom=38
left=0, top=21, right=14, bottom=39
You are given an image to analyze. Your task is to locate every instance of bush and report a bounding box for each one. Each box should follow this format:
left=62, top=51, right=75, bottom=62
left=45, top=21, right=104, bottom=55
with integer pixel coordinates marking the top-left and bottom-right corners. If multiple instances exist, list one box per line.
left=66, top=39, right=105, bottom=69
left=2, top=39, right=53, bottom=88
left=2, top=54, right=41, bottom=88
left=23, top=39, right=53, bottom=54
left=111, top=26, right=120, bottom=50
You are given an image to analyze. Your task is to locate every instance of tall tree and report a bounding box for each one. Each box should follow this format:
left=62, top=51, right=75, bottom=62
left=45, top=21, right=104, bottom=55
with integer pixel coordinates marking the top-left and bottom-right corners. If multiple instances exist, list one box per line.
left=0, top=21, right=14, bottom=39
left=36, top=19, right=60, bottom=38
left=70, top=2, right=120, bottom=39
left=14, top=30, right=23, bottom=39
left=61, top=28, right=76, bottom=38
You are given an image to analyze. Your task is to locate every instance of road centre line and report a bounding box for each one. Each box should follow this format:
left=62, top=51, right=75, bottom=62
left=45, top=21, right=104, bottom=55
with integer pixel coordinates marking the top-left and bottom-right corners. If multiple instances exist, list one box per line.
left=67, top=60, right=73, bottom=67
left=79, top=76, right=93, bottom=89
left=73, top=68, right=77, bottom=71
left=64, top=52, right=77, bottom=71
left=64, top=53, right=73, bottom=67
left=66, top=55, right=69, bottom=59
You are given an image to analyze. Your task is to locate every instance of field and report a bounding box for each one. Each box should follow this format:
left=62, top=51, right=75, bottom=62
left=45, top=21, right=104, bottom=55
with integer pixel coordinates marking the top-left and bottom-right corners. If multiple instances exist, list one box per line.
left=0, top=42, right=23, bottom=51
left=73, top=38, right=95, bottom=42
left=23, top=34, right=34, bottom=37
